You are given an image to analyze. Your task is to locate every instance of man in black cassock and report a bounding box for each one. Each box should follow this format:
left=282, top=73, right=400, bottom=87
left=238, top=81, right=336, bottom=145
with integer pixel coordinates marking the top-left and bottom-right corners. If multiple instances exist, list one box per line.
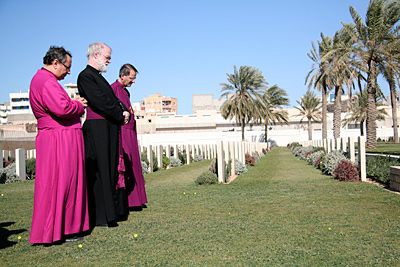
left=77, top=42, right=130, bottom=227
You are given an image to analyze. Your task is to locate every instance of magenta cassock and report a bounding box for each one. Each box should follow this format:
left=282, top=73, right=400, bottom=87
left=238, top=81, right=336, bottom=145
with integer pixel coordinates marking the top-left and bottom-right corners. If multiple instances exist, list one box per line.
left=29, top=69, right=89, bottom=244
left=111, top=80, right=148, bottom=207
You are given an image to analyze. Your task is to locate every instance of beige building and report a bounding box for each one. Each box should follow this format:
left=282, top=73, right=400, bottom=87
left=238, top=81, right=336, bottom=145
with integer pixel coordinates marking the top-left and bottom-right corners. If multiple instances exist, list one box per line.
left=138, top=93, right=178, bottom=116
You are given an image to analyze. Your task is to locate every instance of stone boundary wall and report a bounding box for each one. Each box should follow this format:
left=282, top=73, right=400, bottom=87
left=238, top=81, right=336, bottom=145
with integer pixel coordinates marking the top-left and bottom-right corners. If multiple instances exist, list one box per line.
left=390, top=166, right=400, bottom=191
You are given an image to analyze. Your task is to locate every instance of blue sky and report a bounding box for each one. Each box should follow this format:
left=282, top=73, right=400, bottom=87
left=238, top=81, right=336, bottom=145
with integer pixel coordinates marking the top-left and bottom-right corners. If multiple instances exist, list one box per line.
left=0, top=0, right=372, bottom=115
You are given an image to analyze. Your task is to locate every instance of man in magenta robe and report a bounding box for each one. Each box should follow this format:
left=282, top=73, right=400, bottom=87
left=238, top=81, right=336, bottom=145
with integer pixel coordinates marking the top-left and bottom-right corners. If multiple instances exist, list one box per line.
left=29, top=46, right=89, bottom=244
left=111, top=64, right=148, bottom=208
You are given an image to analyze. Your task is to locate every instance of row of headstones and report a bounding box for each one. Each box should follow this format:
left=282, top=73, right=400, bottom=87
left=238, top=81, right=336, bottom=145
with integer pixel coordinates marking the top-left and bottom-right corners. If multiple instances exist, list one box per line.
left=5, top=142, right=269, bottom=184
left=299, top=136, right=366, bottom=181
left=216, top=141, right=269, bottom=183
left=1, top=148, right=35, bottom=182
left=140, top=141, right=269, bottom=183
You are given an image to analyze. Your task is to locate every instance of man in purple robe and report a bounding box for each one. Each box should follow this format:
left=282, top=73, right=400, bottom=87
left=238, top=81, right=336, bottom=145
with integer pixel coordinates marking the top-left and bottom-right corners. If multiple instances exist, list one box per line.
left=30, top=46, right=89, bottom=244
left=78, top=43, right=131, bottom=227
left=111, top=64, right=148, bottom=209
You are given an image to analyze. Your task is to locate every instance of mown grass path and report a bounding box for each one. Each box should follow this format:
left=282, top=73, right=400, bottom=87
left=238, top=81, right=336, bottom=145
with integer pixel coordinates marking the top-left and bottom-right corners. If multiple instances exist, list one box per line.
left=1, top=147, right=400, bottom=266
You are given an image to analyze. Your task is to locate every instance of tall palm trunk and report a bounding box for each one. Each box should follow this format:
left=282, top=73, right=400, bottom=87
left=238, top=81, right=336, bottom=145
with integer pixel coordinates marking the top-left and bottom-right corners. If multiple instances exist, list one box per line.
left=389, top=77, right=399, bottom=143
left=360, top=121, right=364, bottom=136
left=366, top=60, right=378, bottom=149
left=322, top=85, right=328, bottom=140
left=241, top=118, right=245, bottom=141
left=264, top=120, right=269, bottom=142
left=308, top=118, right=312, bottom=140
left=333, top=85, right=342, bottom=139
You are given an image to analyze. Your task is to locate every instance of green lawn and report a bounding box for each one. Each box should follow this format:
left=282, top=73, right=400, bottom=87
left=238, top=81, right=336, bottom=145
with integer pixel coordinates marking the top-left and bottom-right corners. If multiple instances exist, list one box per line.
left=2, top=148, right=400, bottom=266
left=367, top=142, right=400, bottom=155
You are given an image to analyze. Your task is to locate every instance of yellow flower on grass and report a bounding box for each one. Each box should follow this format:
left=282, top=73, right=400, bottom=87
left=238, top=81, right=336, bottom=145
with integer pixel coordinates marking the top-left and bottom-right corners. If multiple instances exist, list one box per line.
left=328, top=228, right=331, bottom=231
left=183, top=192, right=186, bottom=195
left=18, top=236, right=21, bottom=240
left=229, top=212, right=231, bottom=215
left=1, top=194, right=3, bottom=197
left=194, top=192, right=197, bottom=195
left=78, top=244, right=83, bottom=248
left=134, top=234, right=138, bottom=238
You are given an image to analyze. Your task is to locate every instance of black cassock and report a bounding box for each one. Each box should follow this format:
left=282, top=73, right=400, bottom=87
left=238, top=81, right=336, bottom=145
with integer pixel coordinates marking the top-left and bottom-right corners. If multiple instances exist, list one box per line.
left=77, top=65, right=129, bottom=226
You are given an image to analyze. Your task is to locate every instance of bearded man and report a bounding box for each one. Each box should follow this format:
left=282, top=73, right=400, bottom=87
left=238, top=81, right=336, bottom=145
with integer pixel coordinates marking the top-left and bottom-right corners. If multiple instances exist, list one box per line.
left=77, top=42, right=130, bottom=227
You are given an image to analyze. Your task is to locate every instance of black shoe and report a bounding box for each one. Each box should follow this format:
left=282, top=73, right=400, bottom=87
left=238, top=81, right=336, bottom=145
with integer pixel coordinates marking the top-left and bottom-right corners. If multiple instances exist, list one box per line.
left=108, top=221, right=119, bottom=227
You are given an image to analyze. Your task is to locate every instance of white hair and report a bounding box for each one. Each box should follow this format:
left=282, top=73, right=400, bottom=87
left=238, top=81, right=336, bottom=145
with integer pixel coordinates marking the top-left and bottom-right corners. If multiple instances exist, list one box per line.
left=86, top=42, right=112, bottom=59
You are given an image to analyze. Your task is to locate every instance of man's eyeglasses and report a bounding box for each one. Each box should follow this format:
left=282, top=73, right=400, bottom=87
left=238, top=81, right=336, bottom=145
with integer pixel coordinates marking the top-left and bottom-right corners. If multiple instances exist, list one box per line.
left=60, top=61, right=71, bottom=71
left=102, top=54, right=111, bottom=61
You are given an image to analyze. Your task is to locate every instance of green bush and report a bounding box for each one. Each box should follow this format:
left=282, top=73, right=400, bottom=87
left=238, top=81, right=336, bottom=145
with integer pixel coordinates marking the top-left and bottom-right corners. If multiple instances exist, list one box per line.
left=235, top=159, right=247, bottom=175
left=141, top=161, right=149, bottom=175
left=366, top=156, right=400, bottom=185
left=162, top=155, right=170, bottom=170
left=178, top=151, right=187, bottom=165
left=0, top=163, right=18, bottom=184
left=252, top=152, right=260, bottom=162
left=195, top=171, right=218, bottom=185
left=26, top=158, right=36, bottom=180
left=209, top=158, right=231, bottom=181
left=322, top=150, right=347, bottom=176
left=193, top=154, right=204, bottom=162
left=311, top=147, right=326, bottom=154
left=140, top=150, right=159, bottom=172
left=170, top=157, right=182, bottom=167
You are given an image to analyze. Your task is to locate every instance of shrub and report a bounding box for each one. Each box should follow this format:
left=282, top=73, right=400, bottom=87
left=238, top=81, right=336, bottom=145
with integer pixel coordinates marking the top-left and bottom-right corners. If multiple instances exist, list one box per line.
left=141, top=150, right=159, bottom=172
left=0, top=163, right=18, bottom=184
left=290, top=142, right=302, bottom=150
left=333, top=159, right=360, bottom=181
left=259, top=151, right=265, bottom=158
left=262, top=148, right=267, bottom=154
left=299, top=146, right=313, bottom=160
left=308, top=151, right=325, bottom=166
left=26, top=158, right=36, bottom=180
left=311, top=147, right=326, bottom=154
left=252, top=152, right=260, bottom=163
left=323, top=150, right=347, bottom=175
left=366, top=156, right=400, bottom=185
left=209, top=158, right=231, bottom=180
left=209, top=158, right=217, bottom=174
left=178, top=151, right=187, bottom=165
left=170, top=157, right=182, bottom=167
left=235, top=159, right=247, bottom=175
left=141, top=161, right=149, bottom=175
left=193, top=154, right=204, bottom=162
left=292, top=146, right=302, bottom=156
left=162, top=155, right=170, bottom=170
left=245, top=153, right=255, bottom=166
left=195, top=171, right=218, bottom=185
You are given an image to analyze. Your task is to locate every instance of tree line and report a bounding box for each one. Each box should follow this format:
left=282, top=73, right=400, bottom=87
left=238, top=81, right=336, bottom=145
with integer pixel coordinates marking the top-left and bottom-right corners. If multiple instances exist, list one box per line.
left=220, top=0, right=400, bottom=149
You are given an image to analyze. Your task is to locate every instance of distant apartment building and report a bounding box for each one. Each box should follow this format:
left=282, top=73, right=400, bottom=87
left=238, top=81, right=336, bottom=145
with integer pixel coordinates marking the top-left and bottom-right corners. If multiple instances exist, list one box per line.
left=137, top=93, right=178, bottom=116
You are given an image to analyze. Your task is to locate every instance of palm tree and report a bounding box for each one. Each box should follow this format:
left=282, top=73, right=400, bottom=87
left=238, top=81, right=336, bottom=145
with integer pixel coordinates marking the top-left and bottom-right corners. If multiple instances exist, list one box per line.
left=294, top=90, right=322, bottom=140
left=220, top=65, right=266, bottom=141
left=320, top=26, right=360, bottom=140
left=343, top=89, right=388, bottom=136
left=306, top=33, right=333, bottom=140
left=258, top=85, right=290, bottom=142
left=346, top=0, right=400, bottom=148
left=378, top=40, right=400, bottom=142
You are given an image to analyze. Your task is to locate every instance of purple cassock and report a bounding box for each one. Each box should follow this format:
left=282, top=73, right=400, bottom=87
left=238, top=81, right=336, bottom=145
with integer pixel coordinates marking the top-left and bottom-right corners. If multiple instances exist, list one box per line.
left=29, top=69, right=89, bottom=244
left=111, top=80, right=148, bottom=207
